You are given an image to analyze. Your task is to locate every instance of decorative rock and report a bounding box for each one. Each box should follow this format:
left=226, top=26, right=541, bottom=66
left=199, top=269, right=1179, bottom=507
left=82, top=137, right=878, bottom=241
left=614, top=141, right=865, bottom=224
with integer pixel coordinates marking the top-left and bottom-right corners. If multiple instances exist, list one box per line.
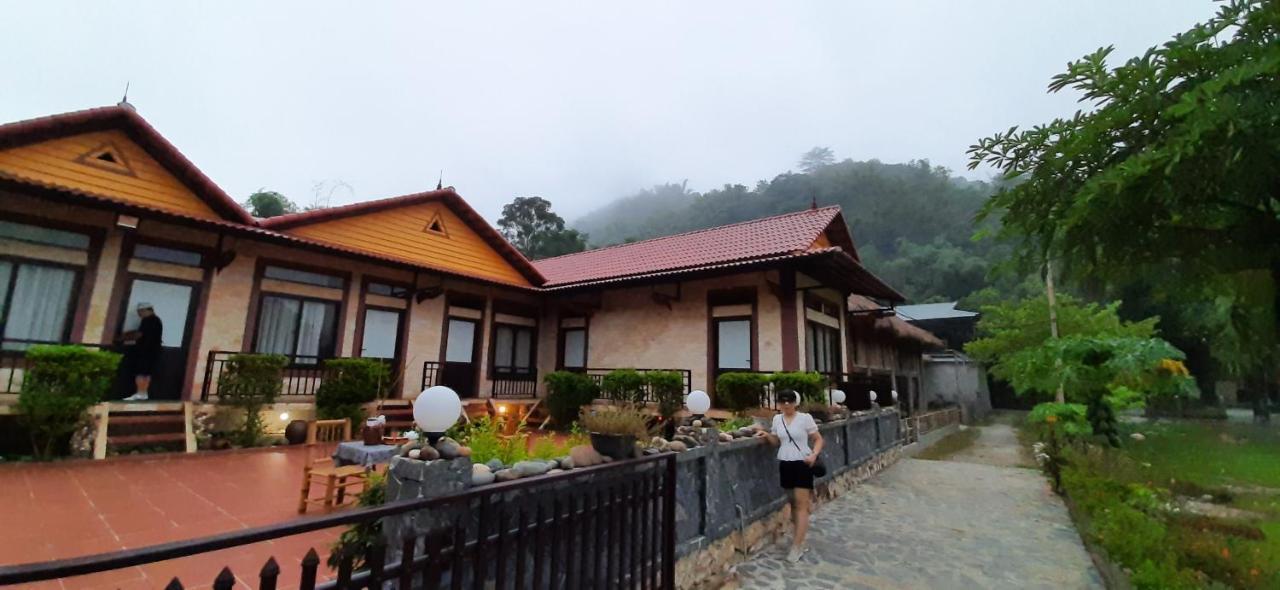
left=408, top=449, right=422, bottom=459
left=458, top=445, right=472, bottom=457
left=601, top=455, right=614, bottom=463
left=494, top=469, right=520, bottom=482
left=691, top=419, right=703, bottom=428
left=472, top=470, right=496, bottom=486
left=399, top=442, right=421, bottom=457
left=435, top=439, right=463, bottom=460
left=569, top=444, right=605, bottom=468
left=674, top=435, right=699, bottom=448
left=559, top=456, right=576, bottom=470
left=512, top=460, right=553, bottom=478
left=738, top=427, right=756, bottom=437
left=472, top=463, right=491, bottom=474
left=643, top=447, right=661, bottom=456
left=650, top=436, right=667, bottom=448
left=486, top=458, right=505, bottom=471
left=554, top=455, right=571, bottom=469
left=667, top=441, right=688, bottom=452
left=718, top=432, right=734, bottom=442
left=548, top=468, right=564, bottom=474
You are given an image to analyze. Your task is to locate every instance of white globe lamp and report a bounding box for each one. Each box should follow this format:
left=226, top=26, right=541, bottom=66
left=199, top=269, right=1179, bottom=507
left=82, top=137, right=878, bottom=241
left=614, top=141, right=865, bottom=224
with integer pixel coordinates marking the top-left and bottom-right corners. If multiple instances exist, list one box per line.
left=686, top=390, right=711, bottom=418
left=831, top=389, right=846, bottom=405
left=891, top=390, right=899, bottom=403
left=869, top=390, right=878, bottom=403
left=414, top=385, right=462, bottom=445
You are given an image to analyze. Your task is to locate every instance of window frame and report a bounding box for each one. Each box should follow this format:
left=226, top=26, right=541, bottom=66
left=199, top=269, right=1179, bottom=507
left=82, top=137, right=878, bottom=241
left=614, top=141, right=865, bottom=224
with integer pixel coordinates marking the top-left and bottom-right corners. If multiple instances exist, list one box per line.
left=262, top=264, right=346, bottom=289
left=489, top=322, right=537, bottom=378
left=712, top=315, right=755, bottom=373
left=251, top=292, right=341, bottom=364
left=0, top=219, right=91, bottom=250
left=805, top=320, right=841, bottom=375
left=557, top=326, right=588, bottom=370
left=0, top=255, right=83, bottom=351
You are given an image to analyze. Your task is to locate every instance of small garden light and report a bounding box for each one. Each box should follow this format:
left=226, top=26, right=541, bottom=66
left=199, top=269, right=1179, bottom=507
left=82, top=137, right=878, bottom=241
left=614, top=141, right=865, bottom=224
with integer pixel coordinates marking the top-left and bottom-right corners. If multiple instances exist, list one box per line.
left=869, top=390, right=878, bottom=402
left=891, top=390, right=899, bottom=403
left=414, top=385, right=462, bottom=445
left=831, top=389, right=846, bottom=405
left=279, top=412, right=290, bottom=421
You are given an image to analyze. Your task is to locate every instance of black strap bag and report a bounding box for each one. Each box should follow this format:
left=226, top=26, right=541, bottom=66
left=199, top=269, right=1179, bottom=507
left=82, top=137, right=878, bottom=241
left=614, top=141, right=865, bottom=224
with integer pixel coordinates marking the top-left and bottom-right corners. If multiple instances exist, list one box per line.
left=784, top=416, right=827, bottom=478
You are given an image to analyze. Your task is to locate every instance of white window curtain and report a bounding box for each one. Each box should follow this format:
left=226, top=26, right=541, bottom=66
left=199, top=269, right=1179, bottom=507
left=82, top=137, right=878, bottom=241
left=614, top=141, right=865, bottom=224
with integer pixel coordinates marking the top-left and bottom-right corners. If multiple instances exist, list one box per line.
left=295, top=301, right=333, bottom=361
left=445, top=319, right=476, bottom=363
left=514, top=329, right=532, bottom=370
left=3, top=263, right=75, bottom=350
left=562, top=329, right=586, bottom=368
left=494, top=326, right=514, bottom=371
left=255, top=296, right=300, bottom=356
left=361, top=309, right=400, bottom=359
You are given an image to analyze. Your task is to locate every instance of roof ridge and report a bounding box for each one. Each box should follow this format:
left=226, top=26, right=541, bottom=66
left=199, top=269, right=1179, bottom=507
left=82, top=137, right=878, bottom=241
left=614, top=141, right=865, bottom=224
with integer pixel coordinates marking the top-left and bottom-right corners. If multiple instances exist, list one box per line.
left=536, top=205, right=840, bottom=263
left=258, top=187, right=456, bottom=228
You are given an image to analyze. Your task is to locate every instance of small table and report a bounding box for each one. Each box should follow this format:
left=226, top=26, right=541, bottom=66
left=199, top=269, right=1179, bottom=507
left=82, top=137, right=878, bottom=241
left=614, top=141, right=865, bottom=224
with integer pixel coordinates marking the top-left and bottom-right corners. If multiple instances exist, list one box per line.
left=333, top=441, right=398, bottom=468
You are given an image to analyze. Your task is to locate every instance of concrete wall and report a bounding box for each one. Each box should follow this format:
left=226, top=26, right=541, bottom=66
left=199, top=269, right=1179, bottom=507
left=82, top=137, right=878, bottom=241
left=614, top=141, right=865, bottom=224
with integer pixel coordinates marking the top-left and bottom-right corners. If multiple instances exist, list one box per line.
left=922, top=358, right=992, bottom=421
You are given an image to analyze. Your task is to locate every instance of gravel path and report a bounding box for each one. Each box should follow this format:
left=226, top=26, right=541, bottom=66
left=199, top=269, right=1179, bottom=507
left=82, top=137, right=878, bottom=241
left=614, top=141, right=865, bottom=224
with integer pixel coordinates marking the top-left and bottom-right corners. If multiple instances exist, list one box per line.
left=732, top=421, right=1101, bottom=589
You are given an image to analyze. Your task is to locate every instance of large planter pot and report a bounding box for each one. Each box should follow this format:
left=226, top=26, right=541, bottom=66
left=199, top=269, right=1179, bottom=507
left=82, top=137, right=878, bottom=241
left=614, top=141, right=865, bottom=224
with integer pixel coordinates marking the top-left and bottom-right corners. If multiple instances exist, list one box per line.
left=589, top=432, right=636, bottom=460
left=284, top=420, right=309, bottom=445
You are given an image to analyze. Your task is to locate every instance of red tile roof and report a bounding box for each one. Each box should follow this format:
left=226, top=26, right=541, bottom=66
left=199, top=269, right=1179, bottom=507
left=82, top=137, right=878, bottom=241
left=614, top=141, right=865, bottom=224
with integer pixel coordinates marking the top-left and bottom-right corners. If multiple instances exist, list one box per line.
left=848, top=294, right=944, bottom=347
left=0, top=105, right=254, bottom=224
left=535, top=207, right=847, bottom=286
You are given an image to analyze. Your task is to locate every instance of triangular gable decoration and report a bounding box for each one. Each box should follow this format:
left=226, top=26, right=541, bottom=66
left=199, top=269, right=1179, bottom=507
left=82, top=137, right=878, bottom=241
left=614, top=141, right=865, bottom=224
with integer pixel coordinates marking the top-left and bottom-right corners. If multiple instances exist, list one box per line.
left=74, top=142, right=136, bottom=177
left=423, top=211, right=448, bottom=237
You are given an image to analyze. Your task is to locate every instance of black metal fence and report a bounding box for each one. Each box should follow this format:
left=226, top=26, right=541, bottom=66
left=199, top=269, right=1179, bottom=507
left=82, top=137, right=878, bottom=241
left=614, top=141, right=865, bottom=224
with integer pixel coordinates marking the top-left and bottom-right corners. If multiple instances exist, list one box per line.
left=0, top=453, right=678, bottom=590
left=201, top=351, right=398, bottom=402
left=581, top=368, right=693, bottom=403
left=491, top=371, right=538, bottom=398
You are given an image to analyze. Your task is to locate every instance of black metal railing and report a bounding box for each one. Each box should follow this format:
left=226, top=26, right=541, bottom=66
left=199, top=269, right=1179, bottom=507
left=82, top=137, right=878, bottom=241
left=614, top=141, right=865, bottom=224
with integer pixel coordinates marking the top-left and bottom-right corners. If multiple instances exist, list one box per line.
left=492, top=370, right=538, bottom=398
left=1, top=340, right=105, bottom=394
left=201, top=351, right=396, bottom=402
left=579, top=368, right=693, bottom=403
left=0, top=452, right=678, bottom=590
left=420, top=361, right=441, bottom=392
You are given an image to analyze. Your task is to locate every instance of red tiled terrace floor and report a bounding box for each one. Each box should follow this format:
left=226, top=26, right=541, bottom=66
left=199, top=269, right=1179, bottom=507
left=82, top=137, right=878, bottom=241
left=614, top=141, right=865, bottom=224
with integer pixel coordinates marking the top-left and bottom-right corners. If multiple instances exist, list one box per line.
left=0, top=446, right=351, bottom=590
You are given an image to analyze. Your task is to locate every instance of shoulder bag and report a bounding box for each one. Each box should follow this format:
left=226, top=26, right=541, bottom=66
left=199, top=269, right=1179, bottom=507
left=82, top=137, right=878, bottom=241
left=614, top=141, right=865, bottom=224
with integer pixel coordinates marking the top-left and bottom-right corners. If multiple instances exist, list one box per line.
left=783, top=416, right=827, bottom=478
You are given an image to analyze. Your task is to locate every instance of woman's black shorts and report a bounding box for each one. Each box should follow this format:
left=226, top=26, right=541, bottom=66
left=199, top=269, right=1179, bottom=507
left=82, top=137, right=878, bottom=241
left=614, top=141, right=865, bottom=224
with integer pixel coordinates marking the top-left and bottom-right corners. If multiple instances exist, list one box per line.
left=779, top=460, right=813, bottom=490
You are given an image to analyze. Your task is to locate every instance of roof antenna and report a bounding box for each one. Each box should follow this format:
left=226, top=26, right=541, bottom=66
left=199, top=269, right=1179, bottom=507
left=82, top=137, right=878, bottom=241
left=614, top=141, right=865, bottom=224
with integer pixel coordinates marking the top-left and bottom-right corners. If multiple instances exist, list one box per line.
left=436, top=170, right=443, bottom=191
left=810, top=195, right=818, bottom=210
left=118, top=82, right=135, bottom=111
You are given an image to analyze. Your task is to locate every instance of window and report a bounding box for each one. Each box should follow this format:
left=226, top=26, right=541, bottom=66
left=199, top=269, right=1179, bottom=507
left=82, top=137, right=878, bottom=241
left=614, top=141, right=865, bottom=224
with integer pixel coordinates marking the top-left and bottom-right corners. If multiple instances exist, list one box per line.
left=0, top=260, right=78, bottom=350
left=561, top=327, right=586, bottom=369
left=0, top=220, right=90, bottom=250
left=133, top=243, right=203, bottom=267
left=367, top=282, right=409, bottom=298
left=492, top=324, right=535, bottom=375
left=714, top=318, right=752, bottom=371
left=254, top=295, right=338, bottom=363
left=360, top=308, right=401, bottom=360
left=263, top=265, right=344, bottom=289
left=806, top=322, right=840, bottom=374
left=445, top=319, right=477, bottom=363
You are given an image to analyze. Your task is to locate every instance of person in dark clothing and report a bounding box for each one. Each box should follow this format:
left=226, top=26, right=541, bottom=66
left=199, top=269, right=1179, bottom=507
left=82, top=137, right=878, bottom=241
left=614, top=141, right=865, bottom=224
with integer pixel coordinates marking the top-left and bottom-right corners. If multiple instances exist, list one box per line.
left=122, top=302, right=163, bottom=401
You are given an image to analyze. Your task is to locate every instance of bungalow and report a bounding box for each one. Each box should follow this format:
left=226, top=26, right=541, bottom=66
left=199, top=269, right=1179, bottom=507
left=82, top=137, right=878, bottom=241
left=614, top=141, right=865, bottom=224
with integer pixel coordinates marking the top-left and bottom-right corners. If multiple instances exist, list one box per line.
left=0, top=104, right=931, bottom=433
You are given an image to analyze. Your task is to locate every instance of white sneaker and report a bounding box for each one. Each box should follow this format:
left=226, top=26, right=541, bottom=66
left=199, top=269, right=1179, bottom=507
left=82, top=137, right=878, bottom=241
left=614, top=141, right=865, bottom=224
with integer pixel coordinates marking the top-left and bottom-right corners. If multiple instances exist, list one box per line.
left=123, top=392, right=149, bottom=401
left=785, top=545, right=807, bottom=563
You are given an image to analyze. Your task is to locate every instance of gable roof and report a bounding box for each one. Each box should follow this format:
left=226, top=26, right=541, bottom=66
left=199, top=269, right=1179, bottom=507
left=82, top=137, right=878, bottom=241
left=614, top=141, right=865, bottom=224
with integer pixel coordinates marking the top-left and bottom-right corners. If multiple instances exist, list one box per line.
left=0, top=105, right=253, bottom=224
left=534, top=206, right=901, bottom=299
left=896, top=302, right=980, bottom=321
left=847, top=295, right=945, bottom=348
left=260, top=188, right=545, bottom=286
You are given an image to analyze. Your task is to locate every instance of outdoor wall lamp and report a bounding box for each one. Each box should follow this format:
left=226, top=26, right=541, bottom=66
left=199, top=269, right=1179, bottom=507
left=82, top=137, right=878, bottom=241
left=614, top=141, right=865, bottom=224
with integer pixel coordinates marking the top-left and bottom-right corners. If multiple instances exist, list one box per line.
left=116, top=214, right=139, bottom=229
left=414, top=385, right=462, bottom=445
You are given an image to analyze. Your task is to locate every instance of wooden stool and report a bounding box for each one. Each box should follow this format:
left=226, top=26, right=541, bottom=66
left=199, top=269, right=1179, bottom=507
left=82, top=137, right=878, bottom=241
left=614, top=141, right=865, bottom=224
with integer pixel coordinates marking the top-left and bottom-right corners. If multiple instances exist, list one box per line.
left=298, top=457, right=367, bottom=514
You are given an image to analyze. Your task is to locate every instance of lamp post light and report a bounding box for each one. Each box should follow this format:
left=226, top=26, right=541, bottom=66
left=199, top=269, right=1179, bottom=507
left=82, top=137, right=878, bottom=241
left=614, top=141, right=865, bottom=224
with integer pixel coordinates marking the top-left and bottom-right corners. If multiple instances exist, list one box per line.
left=831, top=389, right=846, bottom=406
left=891, top=390, right=899, bottom=405
left=686, top=390, right=711, bottom=421
left=414, top=385, right=462, bottom=446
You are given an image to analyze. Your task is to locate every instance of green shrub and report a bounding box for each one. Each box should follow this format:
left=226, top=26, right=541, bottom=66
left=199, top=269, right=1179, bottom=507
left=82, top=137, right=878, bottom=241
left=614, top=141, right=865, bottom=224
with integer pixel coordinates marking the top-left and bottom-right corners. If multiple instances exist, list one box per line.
left=770, top=372, right=826, bottom=402
left=579, top=404, right=650, bottom=437
left=646, top=371, right=685, bottom=419
left=317, top=358, right=389, bottom=428
left=545, top=371, right=599, bottom=427
left=717, top=416, right=752, bottom=433
left=529, top=435, right=572, bottom=460
left=216, top=353, right=288, bottom=446
left=454, top=416, right=527, bottom=465
left=18, top=345, right=120, bottom=460
left=716, top=372, right=769, bottom=412
left=601, top=369, right=646, bottom=403
left=1027, top=402, right=1092, bottom=440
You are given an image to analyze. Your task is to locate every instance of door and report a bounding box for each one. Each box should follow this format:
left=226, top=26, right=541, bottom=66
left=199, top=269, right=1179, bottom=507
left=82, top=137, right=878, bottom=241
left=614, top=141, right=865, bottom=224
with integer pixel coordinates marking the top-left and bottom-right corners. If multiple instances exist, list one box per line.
left=441, top=317, right=479, bottom=397
left=117, top=277, right=197, bottom=400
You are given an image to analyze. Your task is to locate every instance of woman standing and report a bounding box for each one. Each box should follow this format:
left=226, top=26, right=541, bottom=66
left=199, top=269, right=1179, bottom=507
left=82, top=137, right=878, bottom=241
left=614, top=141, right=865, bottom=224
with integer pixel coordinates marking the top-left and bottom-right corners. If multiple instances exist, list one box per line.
left=759, top=389, right=824, bottom=563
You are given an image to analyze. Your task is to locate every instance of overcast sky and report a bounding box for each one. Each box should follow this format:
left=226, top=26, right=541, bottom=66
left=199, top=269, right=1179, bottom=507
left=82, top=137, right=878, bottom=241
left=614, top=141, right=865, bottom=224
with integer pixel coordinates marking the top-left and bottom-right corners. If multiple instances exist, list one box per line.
left=1, top=1, right=1214, bottom=222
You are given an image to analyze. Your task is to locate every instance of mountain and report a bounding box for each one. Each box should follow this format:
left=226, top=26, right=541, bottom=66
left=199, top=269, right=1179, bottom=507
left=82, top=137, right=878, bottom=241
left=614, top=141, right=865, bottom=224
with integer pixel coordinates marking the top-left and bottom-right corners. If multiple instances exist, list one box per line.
left=569, top=159, right=1008, bottom=303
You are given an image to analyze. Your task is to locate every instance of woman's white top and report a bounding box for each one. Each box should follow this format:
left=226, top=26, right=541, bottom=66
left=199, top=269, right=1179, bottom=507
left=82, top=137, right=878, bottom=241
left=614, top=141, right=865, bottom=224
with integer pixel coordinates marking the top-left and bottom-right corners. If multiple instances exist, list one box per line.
left=772, top=412, right=818, bottom=461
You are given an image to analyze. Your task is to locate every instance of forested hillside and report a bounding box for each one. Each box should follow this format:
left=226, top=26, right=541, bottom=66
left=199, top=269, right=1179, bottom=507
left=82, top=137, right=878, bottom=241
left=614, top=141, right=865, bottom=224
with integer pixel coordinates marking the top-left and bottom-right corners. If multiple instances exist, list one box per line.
left=571, top=158, right=1012, bottom=303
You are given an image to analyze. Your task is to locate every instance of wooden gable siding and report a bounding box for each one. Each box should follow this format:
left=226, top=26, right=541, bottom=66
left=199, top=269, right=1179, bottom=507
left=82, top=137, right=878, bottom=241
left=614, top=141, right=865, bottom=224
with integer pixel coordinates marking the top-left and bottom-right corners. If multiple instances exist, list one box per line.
left=283, top=202, right=532, bottom=286
left=810, top=232, right=832, bottom=249
left=0, top=130, right=221, bottom=220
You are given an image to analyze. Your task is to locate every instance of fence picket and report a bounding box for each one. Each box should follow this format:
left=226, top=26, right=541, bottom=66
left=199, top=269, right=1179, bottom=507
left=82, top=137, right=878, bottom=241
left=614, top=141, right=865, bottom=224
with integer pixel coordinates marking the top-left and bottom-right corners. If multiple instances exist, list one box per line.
left=258, top=557, right=280, bottom=590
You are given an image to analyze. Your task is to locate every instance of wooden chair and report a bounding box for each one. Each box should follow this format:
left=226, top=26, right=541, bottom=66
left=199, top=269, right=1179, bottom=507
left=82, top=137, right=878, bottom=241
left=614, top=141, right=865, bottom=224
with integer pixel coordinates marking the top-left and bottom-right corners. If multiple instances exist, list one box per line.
left=306, top=418, right=352, bottom=444
left=297, top=458, right=367, bottom=514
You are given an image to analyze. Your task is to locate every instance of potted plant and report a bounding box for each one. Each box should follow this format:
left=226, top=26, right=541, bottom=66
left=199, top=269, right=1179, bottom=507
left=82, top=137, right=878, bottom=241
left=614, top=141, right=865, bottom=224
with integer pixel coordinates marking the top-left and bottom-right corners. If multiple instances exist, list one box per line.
left=579, top=404, right=649, bottom=460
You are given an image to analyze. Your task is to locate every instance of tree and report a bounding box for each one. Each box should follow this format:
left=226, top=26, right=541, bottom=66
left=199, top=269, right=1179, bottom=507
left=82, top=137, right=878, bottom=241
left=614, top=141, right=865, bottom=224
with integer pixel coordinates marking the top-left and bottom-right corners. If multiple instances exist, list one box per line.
left=967, top=1, right=1280, bottom=393
left=798, top=147, right=835, bottom=173
left=966, top=294, right=1160, bottom=392
left=497, top=196, right=588, bottom=260
left=243, top=190, right=299, bottom=218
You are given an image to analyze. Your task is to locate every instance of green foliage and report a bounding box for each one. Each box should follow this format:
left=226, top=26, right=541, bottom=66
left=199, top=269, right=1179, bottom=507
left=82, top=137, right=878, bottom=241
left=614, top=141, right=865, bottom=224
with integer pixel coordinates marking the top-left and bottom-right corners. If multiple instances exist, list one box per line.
left=328, top=472, right=386, bottom=572
left=579, top=404, right=650, bottom=438
left=544, top=371, right=599, bottom=427
left=716, top=416, right=752, bottom=433
left=216, top=353, right=288, bottom=447
left=529, top=435, right=573, bottom=460
left=452, top=416, right=527, bottom=466
left=1027, top=403, right=1092, bottom=440
left=715, top=372, right=769, bottom=412
left=968, top=0, right=1280, bottom=379
left=645, top=371, right=685, bottom=419
left=242, top=189, right=298, bottom=218
left=1002, top=335, right=1186, bottom=402
left=497, top=196, right=588, bottom=260
left=769, top=372, right=826, bottom=402
left=316, top=358, right=388, bottom=428
left=600, top=369, right=646, bottom=404
left=17, top=345, right=120, bottom=460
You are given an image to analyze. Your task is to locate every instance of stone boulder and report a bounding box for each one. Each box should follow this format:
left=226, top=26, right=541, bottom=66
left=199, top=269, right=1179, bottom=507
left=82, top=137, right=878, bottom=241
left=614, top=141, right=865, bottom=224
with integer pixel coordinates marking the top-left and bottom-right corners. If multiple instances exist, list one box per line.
left=569, top=445, right=605, bottom=468
left=494, top=469, right=520, bottom=482
left=512, top=460, right=552, bottom=478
